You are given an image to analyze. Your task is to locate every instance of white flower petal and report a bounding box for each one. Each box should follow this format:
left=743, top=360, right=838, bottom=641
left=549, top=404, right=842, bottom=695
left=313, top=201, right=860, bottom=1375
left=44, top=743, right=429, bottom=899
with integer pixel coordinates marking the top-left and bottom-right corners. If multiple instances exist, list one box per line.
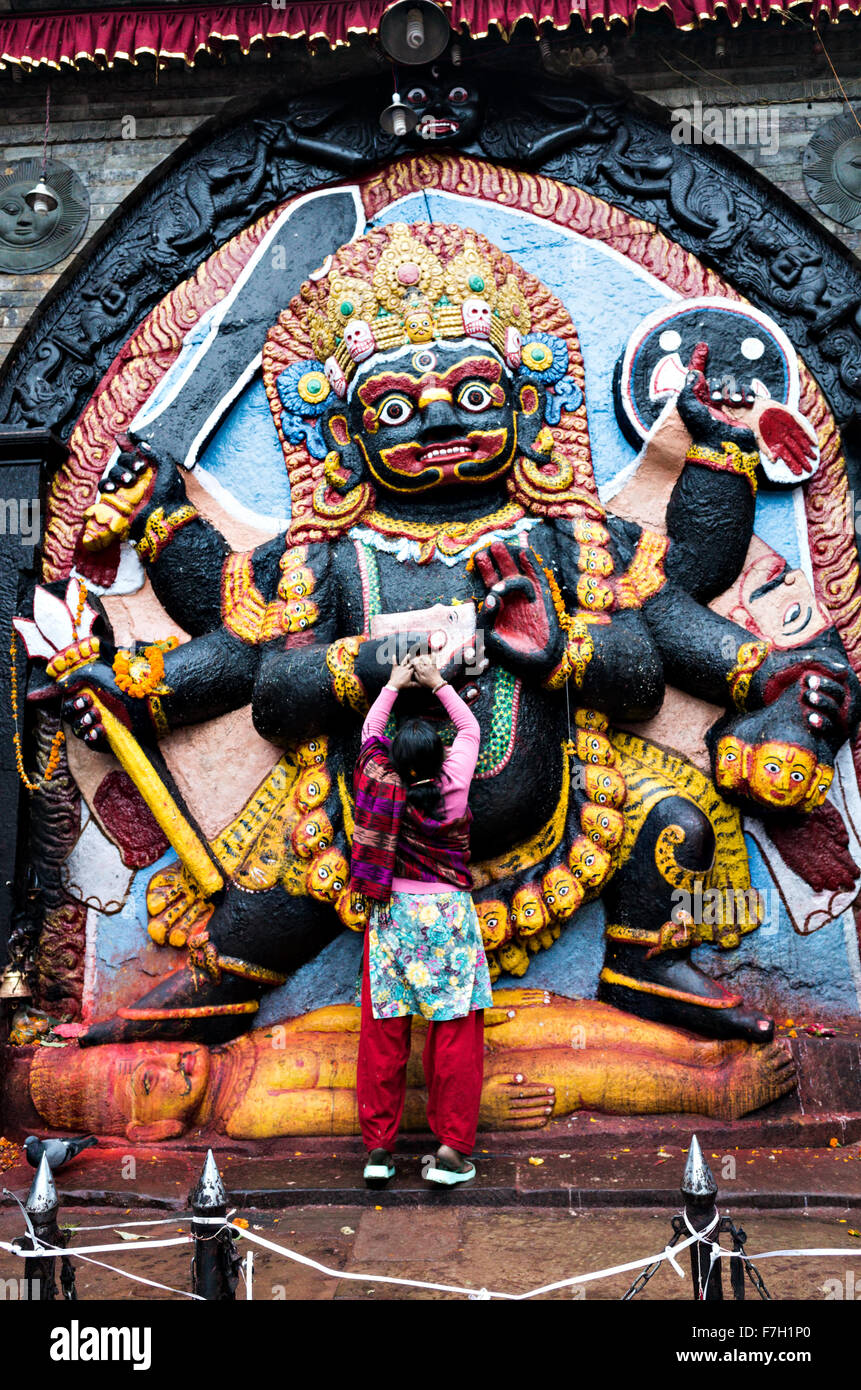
left=12, top=617, right=56, bottom=661
left=64, top=577, right=96, bottom=637
left=33, top=585, right=75, bottom=652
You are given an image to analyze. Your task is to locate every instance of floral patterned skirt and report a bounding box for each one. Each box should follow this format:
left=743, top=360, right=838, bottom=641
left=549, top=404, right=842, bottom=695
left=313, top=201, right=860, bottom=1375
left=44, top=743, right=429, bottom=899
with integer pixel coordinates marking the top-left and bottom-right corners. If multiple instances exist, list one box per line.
left=356, top=890, right=494, bottom=1021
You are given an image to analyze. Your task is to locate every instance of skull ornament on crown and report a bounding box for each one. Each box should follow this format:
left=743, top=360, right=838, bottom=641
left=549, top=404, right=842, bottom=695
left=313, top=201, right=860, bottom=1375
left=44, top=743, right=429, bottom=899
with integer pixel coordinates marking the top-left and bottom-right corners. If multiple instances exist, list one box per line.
left=262, top=221, right=591, bottom=543
left=462, top=296, right=492, bottom=338
left=343, top=318, right=376, bottom=362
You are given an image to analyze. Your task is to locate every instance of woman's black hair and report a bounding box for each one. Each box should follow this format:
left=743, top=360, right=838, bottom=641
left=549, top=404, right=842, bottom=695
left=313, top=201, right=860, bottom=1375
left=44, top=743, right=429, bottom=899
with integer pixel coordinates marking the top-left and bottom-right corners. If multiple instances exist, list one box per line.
left=391, top=718, right=445, bottom=818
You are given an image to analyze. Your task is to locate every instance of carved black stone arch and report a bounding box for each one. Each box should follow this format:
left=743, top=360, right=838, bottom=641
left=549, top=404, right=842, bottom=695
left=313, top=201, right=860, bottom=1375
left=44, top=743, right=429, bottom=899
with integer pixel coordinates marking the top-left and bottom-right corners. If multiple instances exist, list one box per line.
left=1, top=68, right=860, bottom=454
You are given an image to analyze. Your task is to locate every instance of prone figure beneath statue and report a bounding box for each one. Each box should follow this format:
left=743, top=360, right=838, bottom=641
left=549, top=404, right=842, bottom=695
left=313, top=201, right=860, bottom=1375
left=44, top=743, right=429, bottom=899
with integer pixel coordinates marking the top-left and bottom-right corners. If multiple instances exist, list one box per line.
left=24, top=988, right=797, bottom=1141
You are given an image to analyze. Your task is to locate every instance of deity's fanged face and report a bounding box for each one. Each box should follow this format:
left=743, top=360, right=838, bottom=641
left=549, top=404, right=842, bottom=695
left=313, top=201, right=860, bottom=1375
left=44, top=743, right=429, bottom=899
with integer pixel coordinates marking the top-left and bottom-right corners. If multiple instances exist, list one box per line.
left=340, top=342, right=531, bottom=494
left=403, top=65, right=484, bottom=146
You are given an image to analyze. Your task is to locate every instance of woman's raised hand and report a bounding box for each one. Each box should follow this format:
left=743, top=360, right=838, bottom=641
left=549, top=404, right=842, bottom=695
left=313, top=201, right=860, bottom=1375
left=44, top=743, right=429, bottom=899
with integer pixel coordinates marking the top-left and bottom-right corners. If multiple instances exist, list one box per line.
left=411, top=654, right=445, bottom=691
left=388, top=659, right=418, bottom=691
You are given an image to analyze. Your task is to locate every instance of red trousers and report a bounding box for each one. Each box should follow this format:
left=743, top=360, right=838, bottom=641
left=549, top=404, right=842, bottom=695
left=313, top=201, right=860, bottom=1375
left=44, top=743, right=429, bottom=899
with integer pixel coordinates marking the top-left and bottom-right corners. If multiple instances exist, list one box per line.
left=356, top=929, right=485, bottom=1155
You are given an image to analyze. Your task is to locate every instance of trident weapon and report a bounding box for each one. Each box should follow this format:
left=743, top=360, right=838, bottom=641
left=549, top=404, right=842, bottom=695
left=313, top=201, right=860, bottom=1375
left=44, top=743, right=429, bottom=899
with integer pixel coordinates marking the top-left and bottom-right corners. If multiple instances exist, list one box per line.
left=13, top=578, right=223, bottom=897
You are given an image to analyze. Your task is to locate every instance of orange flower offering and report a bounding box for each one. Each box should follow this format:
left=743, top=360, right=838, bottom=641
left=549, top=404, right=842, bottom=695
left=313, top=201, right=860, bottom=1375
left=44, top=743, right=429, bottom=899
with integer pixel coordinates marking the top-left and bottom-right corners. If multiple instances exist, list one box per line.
left=113, top=638, right=177, bottom=698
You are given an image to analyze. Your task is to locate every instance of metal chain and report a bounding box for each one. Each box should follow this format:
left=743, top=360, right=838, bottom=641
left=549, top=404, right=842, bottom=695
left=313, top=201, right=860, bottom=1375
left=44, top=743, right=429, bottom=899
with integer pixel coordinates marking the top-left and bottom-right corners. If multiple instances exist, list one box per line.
left=744, top=1256, right=773, bottom=1301
left=60, top=1254, right=77, bottom=1301
left=721, top=1217, right=772, bottom=1301
left=621, top=1229, right=682, bottom=1300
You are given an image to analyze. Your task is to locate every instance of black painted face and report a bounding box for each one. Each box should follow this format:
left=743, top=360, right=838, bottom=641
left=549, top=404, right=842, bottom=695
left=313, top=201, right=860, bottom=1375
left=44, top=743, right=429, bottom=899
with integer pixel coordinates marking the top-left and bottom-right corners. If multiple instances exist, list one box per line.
left=403, top=64, right=483, bottom=145
left=332, top=341, right=539, bottom=495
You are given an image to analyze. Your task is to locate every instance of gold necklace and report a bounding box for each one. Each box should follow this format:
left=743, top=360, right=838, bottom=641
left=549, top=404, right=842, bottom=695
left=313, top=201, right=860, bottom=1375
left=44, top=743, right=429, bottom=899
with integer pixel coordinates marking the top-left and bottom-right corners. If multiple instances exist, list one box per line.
left=361, top=502, right=526, bottom=562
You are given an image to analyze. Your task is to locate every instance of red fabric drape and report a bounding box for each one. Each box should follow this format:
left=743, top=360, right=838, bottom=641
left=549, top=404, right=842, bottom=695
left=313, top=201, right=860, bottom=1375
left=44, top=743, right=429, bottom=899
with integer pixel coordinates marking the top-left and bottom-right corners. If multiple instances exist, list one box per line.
left=0, top=0, right=856, bottom=70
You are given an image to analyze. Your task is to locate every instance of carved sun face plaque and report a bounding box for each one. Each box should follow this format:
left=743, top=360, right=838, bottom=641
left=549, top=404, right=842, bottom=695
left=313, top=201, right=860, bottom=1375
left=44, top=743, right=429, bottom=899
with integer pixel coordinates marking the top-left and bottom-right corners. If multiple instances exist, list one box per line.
left=803, top=110, right=861, bottom=232
left=0, top=158, right=89, bottom=273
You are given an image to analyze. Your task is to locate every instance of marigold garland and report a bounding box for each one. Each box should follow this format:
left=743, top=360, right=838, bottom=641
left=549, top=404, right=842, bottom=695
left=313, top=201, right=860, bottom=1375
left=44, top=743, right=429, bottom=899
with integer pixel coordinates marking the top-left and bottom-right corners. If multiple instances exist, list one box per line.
left=9, top=632, right=65, bottom=792
left=113, top=638, right=177, bottom=698
left=71, top=580, right=87, bottom=639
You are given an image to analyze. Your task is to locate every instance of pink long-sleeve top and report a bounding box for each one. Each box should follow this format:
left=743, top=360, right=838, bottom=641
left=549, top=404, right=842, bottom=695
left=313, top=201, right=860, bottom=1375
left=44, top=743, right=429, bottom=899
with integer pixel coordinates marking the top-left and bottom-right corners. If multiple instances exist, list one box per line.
left=359, top=681, right=481, bottom=894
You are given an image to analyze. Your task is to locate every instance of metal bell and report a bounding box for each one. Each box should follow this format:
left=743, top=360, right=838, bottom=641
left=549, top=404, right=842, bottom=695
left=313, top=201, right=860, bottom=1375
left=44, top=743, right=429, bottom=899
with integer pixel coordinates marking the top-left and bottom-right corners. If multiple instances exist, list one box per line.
left=379, top=1, right=450, bottom=65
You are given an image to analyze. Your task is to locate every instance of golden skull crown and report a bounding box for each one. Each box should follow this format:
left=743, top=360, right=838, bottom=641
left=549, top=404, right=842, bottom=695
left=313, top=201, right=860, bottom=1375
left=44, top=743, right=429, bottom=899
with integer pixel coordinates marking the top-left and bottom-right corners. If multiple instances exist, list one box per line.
left=300, top=222, right=534, bottom=396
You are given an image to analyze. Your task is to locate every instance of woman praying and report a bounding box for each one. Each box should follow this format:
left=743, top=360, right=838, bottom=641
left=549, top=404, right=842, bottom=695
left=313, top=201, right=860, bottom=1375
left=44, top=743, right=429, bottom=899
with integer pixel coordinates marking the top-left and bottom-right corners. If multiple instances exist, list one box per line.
left=351, top=653, right=492, bottom=1188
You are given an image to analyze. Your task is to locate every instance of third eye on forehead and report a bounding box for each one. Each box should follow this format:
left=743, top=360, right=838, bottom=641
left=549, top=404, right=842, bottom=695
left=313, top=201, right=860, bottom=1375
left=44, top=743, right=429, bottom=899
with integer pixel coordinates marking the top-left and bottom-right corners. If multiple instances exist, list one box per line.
left=353, top=346, right=508, bottom=407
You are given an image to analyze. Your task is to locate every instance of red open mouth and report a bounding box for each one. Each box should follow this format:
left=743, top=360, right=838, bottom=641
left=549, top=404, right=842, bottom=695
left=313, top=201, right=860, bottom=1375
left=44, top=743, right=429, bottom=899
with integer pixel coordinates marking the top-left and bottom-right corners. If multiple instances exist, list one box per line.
left=379, top=428, right=509, bottom=482
left=418, top=439, right=474, bottom=467
left=419, top=118, right=460, bottom=138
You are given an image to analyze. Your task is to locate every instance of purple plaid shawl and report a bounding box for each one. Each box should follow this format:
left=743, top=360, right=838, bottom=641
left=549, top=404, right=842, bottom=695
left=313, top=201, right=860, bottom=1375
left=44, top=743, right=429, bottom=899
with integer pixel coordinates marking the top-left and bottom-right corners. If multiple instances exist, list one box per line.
left=351, top=735, right=472, bottom=904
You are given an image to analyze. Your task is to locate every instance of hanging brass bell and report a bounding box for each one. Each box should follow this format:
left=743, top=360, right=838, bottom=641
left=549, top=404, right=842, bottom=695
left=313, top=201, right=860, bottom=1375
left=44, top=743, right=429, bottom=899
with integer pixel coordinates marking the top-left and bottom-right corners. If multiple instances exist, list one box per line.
left=0, top=964, right=31, bottom=1000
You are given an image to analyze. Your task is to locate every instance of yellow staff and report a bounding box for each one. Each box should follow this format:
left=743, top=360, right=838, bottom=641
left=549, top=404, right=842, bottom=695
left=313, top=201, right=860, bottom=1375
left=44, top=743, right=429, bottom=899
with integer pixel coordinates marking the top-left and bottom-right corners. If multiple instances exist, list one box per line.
left=14, top=580, right=224, bottom=899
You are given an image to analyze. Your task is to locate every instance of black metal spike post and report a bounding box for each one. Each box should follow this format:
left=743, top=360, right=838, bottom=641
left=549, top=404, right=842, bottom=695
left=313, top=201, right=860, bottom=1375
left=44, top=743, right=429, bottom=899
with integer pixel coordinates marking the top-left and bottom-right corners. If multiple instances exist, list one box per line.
left=190, top=1149, right=240, bottom=1300
left=13, top=1152, right=62, bottom=1300
left=681, top=1135, right=723, bottom=1301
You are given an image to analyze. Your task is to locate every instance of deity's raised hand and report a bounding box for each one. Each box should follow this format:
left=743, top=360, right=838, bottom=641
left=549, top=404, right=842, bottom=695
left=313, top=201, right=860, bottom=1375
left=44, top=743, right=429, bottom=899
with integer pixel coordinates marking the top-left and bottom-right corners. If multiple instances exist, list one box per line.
left=473, top=540, right=566, bottom=678
left=676, top=341, right=759, bottom=454
left=81, top=433, right=186, bottom=555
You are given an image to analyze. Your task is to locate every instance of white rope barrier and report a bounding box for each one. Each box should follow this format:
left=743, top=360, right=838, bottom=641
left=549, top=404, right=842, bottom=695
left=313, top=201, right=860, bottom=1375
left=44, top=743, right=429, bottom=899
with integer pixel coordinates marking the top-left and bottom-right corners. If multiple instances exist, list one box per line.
left=65, top=1216, right=192, bottom=1232
left=28, top=1239, right=204, bottom=1300
left=3, top=1202, right=861, bottom=1301
left=1, top=1235, right=191, bottom=1257
left=194, top=1214, right=700, bottom=1299
left=193, top=1213, right=861, bottom=1301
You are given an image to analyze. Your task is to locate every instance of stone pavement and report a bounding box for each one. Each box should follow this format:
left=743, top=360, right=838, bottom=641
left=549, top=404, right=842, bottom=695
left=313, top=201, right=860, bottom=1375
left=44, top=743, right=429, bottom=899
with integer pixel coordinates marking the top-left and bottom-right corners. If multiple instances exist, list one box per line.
left=1, top=1134, right=860, bottom=1301
left=0, top=1201, right=858, bottom=1301
left=2, top=1137, right=859, bottom=1211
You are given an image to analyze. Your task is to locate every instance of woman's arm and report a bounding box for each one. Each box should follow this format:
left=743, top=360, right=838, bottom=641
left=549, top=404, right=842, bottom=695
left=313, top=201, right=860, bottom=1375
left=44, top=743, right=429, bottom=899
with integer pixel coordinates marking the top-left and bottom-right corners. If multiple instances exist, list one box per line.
left=359, top=660, right=415, bottom=745
left=409, top=656, right=481, bottom=793
left=360, top=684, right=398, bottom=745
left=436, top=682, right=481, bottom=791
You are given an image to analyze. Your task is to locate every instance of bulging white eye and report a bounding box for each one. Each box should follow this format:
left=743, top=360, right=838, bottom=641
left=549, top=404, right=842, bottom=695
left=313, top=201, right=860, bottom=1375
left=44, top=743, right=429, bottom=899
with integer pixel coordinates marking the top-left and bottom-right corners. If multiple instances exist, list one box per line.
left=407, top=88, right=427, bottom=104
left=791, top=770, right=805, bottom=782
left=459, top=383, right=493, bottom=412
left=379, top=395, right=414, bottom=426
left=448, top=86, right=468, bottom=103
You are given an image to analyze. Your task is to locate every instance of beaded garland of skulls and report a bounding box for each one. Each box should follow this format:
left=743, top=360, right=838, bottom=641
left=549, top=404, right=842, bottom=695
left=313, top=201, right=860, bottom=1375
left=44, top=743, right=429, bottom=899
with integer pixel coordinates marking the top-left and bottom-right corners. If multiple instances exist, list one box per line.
left=262, top=221, right=595, bottom=544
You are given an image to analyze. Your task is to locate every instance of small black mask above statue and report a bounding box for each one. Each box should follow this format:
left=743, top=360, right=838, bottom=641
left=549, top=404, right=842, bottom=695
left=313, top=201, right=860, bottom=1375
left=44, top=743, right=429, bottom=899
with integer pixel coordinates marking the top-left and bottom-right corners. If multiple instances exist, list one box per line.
left=403, top=63, right=484, bottom=147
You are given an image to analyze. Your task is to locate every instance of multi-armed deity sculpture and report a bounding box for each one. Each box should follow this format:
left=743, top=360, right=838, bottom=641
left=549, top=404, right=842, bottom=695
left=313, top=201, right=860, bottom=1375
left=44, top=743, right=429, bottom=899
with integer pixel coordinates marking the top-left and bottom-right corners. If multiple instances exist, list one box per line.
left=12, top=215, right=859, bottom=1137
